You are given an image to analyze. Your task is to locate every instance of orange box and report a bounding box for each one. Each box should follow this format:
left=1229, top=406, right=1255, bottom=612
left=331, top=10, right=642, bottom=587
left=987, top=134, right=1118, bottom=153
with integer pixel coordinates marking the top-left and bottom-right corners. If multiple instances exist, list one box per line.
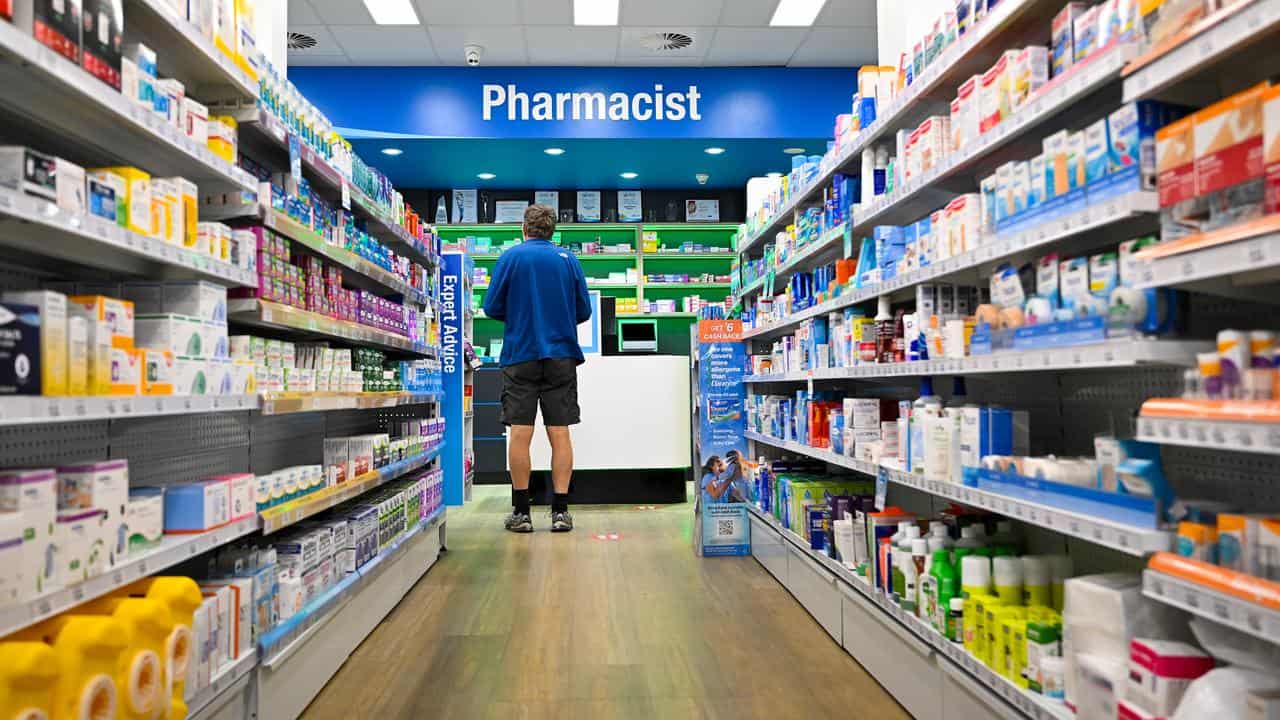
left=1156, top=115, right=1196, bottom=208
left=1194, top=82, right=1268, bottom=197
left=1263, top=85, right=1280, bottom=213
left=68, top=295, right=134, bottom=350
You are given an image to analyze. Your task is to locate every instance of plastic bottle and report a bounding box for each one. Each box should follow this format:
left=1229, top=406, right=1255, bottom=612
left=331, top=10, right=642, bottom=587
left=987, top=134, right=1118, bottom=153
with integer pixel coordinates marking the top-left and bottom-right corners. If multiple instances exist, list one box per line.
left=929, top=523, right=953, bottom=548
left=893, top=309, right=907, bottom=362
left=991, top=519, right=1018, bottom=547
left=960, top=554, right=992, bottom=599
left=992, top=556, right=1024, bottom=606
left=0, top=641, right=58, bottom=720
left=918, top=538, right=947, bottom=622
left=1049, top=554, right=1073, bottom=611
left=948, top=597, right=965, bottom=643
left=903, top=538, right=928, bottom=613
left=893, top=525, right=921, bottom=603
left=908, top=378, right=942, bottom=473
left=887, top=521, right=911, bottom=600
left=954, top=524, right=986, bottom=549
left=876, top=296, right=894, bottom=364
left=1021, top=556, right=1052, bottom=607
left=930, top=548, right=959, bottom=632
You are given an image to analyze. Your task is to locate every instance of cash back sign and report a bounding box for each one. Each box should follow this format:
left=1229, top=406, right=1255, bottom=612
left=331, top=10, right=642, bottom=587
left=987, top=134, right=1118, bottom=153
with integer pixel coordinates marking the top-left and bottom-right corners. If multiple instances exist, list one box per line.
left=697, top=320, right=749, bottom=556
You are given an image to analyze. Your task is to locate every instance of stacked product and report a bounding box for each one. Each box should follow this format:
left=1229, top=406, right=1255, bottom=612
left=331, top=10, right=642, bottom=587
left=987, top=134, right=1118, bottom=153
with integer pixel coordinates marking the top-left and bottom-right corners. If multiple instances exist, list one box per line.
left=230, top=335, right=368, bottom=393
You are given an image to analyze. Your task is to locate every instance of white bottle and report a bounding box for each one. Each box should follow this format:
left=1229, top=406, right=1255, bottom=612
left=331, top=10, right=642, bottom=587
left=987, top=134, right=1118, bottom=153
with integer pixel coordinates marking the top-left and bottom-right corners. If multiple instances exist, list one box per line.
left=919, top=536, right=948, bottom=622
left=909, top=378, right=942, bottom=473
left=954, top=524, right=986, bottom=549
left=904, top=538, right=928, bottom=613
left=895, top=525, right=922, bottom=604
left=930, top=523, right=954, bottom=548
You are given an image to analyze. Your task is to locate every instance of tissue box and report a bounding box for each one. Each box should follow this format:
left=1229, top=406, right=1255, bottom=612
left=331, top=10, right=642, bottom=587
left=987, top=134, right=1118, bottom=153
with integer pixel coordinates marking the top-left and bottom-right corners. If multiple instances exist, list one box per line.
left=0, top=469, right=58, bottom=598
left=125, top=488, right=164, bottom=553
left=55, top=459, right=128, bottom=565
left=1125, top=639, right=1213, bottom=717
left=163, top=479, right=230, bottom=533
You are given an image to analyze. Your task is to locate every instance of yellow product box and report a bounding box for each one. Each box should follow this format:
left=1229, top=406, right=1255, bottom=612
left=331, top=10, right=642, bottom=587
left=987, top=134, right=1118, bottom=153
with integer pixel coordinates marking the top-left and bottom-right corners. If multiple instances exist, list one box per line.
left=172, top=178, right=199, bottom=250
left=2, top=290, right=68, bottom=396
left=150, top=178, right=179, bottom=246
left=141, top=349, right=175, bottom=396
left=93, top=167, right=152, bottom=237
left=110, top=347, right=141, bottom=395
left=211, top=0, right=237, bottom=61
left=996, top=607, right=1029, bottom=686
left=234, top=0, right=260, bottom=79
left=207, top=116, right=238, bottom=164
left=66, top=298, right=117, bottom=395
left=66, top=315, right=87, bottom=395
left=68, top=295, right=134, bottom=350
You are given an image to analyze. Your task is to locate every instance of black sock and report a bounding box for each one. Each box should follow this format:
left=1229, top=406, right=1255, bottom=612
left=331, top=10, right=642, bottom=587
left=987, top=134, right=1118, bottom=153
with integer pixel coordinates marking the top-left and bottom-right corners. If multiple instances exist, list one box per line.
left=552, top=493, right=569, bottom=514
left=513, top=488, right=530, bottom=516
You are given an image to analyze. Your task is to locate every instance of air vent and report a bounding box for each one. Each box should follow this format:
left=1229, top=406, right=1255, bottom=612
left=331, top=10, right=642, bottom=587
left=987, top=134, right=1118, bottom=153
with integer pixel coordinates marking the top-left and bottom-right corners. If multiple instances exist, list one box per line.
left=288, top=32, right=317, bottom=50
left=638, top=32, right=693, bottom=52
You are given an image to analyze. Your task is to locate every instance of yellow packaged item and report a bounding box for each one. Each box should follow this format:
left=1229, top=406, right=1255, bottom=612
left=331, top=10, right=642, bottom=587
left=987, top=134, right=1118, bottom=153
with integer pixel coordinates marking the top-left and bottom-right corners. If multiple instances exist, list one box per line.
left=0, top=641, right=59, bottom=720
left=110, top=347, right=142, bottom=396
left=150, top=178, right=178, bottom=246
left=81, top=596, right=170, bottom=720
left=996, top=607, right=1029, bottom=685
left=233, top=0, right=260, bottom=79
left=207, top=116, right=238, bottom=164
left=141, top=349, right=175, bottom=396
left=964, top=593, right=1000, bottom=661
left=118, top=576, right=202, bottom=715
left=12, top=614, right=128, bottom=720
left=94, top=167, right=153, bottom=237
left=172, top=178, right=199, bottom=250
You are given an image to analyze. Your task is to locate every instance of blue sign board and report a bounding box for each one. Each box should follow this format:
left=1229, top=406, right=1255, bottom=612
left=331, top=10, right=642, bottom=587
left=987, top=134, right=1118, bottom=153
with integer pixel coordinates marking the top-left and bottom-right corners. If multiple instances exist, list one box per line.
left=288, top=67, right=855, bottom=140
left=441, top=251, right=468, bottom=506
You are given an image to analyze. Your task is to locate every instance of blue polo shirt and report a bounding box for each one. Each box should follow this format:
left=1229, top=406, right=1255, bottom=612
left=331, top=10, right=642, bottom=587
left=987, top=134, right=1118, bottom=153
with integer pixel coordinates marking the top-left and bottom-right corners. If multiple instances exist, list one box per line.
left=482, top=239, right=592, bottom=367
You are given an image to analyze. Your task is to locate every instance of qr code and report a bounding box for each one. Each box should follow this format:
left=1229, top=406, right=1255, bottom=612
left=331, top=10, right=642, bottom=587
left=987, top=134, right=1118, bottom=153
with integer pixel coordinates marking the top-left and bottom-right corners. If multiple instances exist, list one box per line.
left=717, top=519, right=736, bottom=536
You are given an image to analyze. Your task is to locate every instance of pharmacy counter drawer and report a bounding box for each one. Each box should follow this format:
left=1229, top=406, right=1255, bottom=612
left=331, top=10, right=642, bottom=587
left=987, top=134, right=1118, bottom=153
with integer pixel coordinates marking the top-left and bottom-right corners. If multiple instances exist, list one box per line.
left=749, top=513, right=788, bottom=583
left=473, top=366, right=503, bottom=403
left=840, top=582, right=943, bottom=720
left=786, top=544, right=842, bottom=642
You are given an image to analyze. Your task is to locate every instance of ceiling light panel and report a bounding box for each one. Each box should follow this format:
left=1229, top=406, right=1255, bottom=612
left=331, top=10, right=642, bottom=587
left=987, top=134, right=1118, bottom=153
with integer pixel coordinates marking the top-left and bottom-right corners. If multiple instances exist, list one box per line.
left=364, top=0, right=420, bottom=24
left=769, top=0, right=828, bottom=26
left=574, top=0, right=619, bottom=25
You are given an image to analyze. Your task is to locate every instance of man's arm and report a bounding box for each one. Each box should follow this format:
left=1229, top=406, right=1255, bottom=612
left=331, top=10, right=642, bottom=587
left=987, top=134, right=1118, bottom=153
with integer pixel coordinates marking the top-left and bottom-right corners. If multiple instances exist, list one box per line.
left=482, top=254, right=509, bottom=321
left=573, top=258, right=592, bottom=324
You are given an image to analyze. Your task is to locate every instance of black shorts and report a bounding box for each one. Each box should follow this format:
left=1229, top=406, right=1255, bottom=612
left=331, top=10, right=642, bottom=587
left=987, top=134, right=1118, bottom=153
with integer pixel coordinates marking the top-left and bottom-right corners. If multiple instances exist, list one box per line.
left=501, top=358, right=580, bottom=426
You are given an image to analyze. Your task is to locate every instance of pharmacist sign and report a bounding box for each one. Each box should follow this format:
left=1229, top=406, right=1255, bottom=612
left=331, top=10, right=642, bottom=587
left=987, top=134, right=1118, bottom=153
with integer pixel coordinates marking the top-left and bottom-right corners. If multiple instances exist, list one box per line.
left=288, top=67, right=853, bottom=139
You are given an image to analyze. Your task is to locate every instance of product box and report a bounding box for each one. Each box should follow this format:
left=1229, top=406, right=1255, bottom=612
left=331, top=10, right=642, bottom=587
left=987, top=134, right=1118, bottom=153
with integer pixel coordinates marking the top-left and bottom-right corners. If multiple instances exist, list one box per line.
left=0, top=146, right=57, bottom=201
left=1194, top=82, right=1268, bottom=197
left=66, top=315, right=87, bottom=395
left=1059, top=256, right=1090, bottom=310
left=1084, top=118, right=1110, bottom=185
left=0, top=512, right=22, bottom=604
left=1125, top=639, right=1213, bottom=716
left=1156, top=115, right=1197, bottom=208
left=1011, top=161, right=1030, bottom=216
left=86, top=173, right=118, bottom=224
left=14, top=0, right=82, bottom=63
left=53, top=158, right=86, bottom=215
left=207, top=473, right=254, bottom=521
left=1264, top=85, right=1280, bottom=213
left=274, top=532, right=320, bottom=576
left=183, top=97, right=209, bottom=143
left=348, top=435, right=375, bottom=477
left=136, top=314, right=205, bottom=357
left=124, top=487, right=164, bottom=553
left=171, top=356, right=208, bottom=396
left=0, top=469, right=58, bottom=598
left=150, top=178, right=179, bottom=246
left=952, top=76, right=980, bottom=152
left=1044, top=130, right=1069, bottom=198
left=1029, top=154, right=1048, bottom=210
left=66, top=298, right=115, bottom=395
left=979, top=51, right=1017, bottom=134
left=1052, top=3, right=1087, bottom=77
left=163, top=479, right=230, bottom=533
left=87, top=170, right=127, bottom=227
left=1012, top=46, right=1049, bottom=112
left=945, top=194, right=982, bottom=254
left=202, top=577, right=251, bottom=661
left=55, top=507, right=106, bottom=586
left=207, top=357, right=233, bottom=395
left=130, top=281, right=227, bottom=324
left=1089, top=252, right=1118, bottom=299
left=140, top=348, right=174, bottom=395
left=1037, top=253, right=1062, bottom=310
left=3, top=291, right=67, bottom=396
left=323, top=438, right=351, bottom=484
left=1067, top=131, right=1086, bottom=191
left=1073, top=5, right=1100, bottom=63
left=93, top=167, right=151, bottom=236
left=55, top=459, right=128, bottom=565
left=68, top=295, right=133, bottom=350
left=0, top=302, right=42, bottom=395
left=109, top=347, right=141, bottom=395
left=1109, top=101, right=1166, bottom=191
left=80, top=0, right=123, bottom=89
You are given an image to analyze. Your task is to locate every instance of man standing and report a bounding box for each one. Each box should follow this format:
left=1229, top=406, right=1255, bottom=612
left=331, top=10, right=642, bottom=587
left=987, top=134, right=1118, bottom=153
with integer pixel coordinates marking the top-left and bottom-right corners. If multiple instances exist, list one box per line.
left=482, top=204, right=592, bottom=533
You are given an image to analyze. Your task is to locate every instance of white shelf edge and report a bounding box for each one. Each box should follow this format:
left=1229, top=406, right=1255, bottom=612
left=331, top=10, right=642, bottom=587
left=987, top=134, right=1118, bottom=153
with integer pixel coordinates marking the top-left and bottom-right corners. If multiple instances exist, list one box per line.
left=742, top=189, right=1158, bottom=339
left=186, top=649, right=258, bottom=720
left=0, top=515, right=261, bottom=637
left=746, top=503, right=1073, bottom=720
left=744, top=338, right=1208, bottom=383
left=0, top=394, right=257, bottom=427
left=227, top=299, right=435, bottom=357
left=744, top=432, right=1172, bottom=556
left=1142, top=569, right=1280, bottom=646
left=1134, top=228, right=1280, bottom=291
left=1137, top=414, right=1280, bottom=456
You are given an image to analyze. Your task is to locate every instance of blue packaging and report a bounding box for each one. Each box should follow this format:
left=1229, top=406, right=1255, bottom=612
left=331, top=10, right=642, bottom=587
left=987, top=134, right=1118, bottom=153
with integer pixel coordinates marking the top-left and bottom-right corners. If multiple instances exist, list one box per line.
left=859, top=95, right=878, bottom=130
left=1084, top=118, right=1109, bottom=185
left=163, top=480, right=230, bottom=532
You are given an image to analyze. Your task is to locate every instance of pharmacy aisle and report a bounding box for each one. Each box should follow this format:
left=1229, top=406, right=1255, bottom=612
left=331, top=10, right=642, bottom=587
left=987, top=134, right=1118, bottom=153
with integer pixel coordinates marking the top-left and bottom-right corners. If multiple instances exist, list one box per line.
left=301, top=485, right=910, bottom=720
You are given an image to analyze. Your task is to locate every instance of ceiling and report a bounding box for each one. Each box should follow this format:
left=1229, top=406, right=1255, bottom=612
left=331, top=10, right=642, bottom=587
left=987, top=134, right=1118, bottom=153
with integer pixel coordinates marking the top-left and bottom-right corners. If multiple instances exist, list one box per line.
left=287, top=0, right=877, bottom=67
left=350, top=137, right=829, bottom=189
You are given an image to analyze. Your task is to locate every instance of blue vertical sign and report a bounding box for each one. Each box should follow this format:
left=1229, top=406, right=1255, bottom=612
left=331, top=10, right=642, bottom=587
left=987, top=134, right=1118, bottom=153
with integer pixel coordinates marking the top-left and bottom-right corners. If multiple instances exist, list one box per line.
left=697, top=319, right=747, bottom=469
left=441, top=251, right=465, bottom=506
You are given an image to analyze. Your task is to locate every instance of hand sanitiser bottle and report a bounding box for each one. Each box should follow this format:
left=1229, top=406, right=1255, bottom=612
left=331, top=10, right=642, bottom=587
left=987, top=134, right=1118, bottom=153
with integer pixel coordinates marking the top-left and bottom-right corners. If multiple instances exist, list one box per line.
left=909, top=378, right=942, bottom=473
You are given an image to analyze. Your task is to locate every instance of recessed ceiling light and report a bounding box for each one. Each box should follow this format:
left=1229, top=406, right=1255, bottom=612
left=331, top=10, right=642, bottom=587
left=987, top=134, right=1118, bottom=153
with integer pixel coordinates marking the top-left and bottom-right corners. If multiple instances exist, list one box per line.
left=544, top=147, right=566, bottom=156
left=704, top=147, right=726, bottom=155
left=783, top=147, right=806, bottom=155
left=363, top=0, right=419, bottom=25
left=769, top=0, right=828, bottom=26
left=767, top=172, right=783, bottom=178
left=380, top=147, right=403, bottom=156
left=574, top=0, right=619, bottom=25
left=619, top=172, right=639, bottom=179
left=477, top=172, right=496, bottom=180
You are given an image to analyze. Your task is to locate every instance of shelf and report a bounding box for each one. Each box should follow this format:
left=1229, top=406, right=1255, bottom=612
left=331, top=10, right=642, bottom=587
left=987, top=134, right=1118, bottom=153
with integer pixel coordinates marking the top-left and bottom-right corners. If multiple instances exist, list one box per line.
left=735, top=0, right=1080, bottom=258
left=228, top=299, right=431, bottom=356
left=644, top=282, right=731, bottom=289
left=0, top=515, right=260, bottom=637
left=639, top=223, right=740, bottom=231
left=746, top=503, right=1073, bottom=720
left=186, top=650, right=258, bottom=720
left=258, top=391, right=441, bottom=416
left=471, top=253, right=637, bottom=261
left=1123, top=0, right=1280, bottom=103
left=1143, top=568, right=1280, bottom=646
left=743, top=189, right=1158, bottom=340
left=122, top=0, right=258, bottom=101
left=848, top=41, right=1136, bottom=234
left=0, top=20, right=255, bottom=193
left=259, top=444, right=443, bottom=534
left=0, top=394, right=257, bottom=427
left=642, top=252, right=736, bottom=259
left=263, top=209, right=430, bottom=304
left=620, top=312, right=701, bottom=318
left=259, top=506, right=445, bottom=662
left=737, top=223, right=847, bottom=301
left=0, top=187, right=258, bottom=288
left=1137, top=399, right=1280, bottom=455
left=745, top=338, right=1208, bottom=383
left=744, top=432, right=1173, bottom=556
left=1132, top=215, right=1280, bottom=298
left=585, top=283, right=640, bottom=289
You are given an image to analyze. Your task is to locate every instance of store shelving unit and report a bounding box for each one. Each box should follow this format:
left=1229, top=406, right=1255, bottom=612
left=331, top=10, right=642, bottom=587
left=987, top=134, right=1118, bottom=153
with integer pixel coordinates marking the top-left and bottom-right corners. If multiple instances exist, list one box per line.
left=441, top=249, right=475, bottom=505
left=1142, top=568, right=1280, bottom=645
left=187, top=649, right=258, bottom=720
left=258, top=391, right=441, bottom=416
left=228, top=299, right=430, bottom=355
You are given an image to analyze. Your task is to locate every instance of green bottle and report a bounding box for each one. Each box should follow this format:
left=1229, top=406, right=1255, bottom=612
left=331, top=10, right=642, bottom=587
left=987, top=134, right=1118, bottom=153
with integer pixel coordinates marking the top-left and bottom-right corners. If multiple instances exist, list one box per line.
left=930, top=549, right=959, bottom=632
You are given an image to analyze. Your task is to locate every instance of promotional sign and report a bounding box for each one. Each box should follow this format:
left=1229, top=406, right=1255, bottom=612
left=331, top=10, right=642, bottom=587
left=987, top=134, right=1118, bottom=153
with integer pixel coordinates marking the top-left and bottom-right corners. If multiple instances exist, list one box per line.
left=696, top=319, right=750, bottom=556
left=534, top=190, right=559, bottom=210
left=618, top=190, right=642, bottom=222
left=441, top=251, right=467, bottom=506
left=288, top=67, right=855, bottom=140
left=700, top=503, right=751, bottom=556
left=452, top=189, right=477, bottom=223
left=577, top=191, right=601, bottom=222
left=686, top=199, right=720, bottom=222
left=494, top=200, right=527, bottom=223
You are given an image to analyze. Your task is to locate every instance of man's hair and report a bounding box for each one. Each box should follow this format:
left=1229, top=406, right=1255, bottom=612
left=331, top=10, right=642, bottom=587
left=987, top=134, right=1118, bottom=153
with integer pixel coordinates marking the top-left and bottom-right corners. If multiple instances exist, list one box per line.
left=523, top=204, right=556, bottom=239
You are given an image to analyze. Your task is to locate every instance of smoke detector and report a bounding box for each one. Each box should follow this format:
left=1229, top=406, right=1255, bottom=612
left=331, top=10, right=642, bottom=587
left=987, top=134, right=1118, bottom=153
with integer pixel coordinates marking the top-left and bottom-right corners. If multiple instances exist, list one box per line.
left=638, top=32, right=694, bottom=52
left=288, top=32, right=317, bottom=50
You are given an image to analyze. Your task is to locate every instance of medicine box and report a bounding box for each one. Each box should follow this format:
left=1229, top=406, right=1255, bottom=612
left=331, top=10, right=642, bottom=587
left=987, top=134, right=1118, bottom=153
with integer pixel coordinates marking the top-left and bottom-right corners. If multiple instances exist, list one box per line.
left=1193, top=82, right=1267, bottom=197
left=1126, top=639, right=1213, bottom=716
left=94, top=167, right=152, bottom=237
left=979, top=51, right=1017, bottom=134
left=1264, top=85, right=1280, bottom=213
left=140, top=348, right=175, bottom=396
left=163, top=479, right=230, bottom=533
left=0, top=301, right=42, bottom=395
left=66, top=315, right=87, bottom=395
left=55, top=459, right=128, bottom=566
left=1044, top=130, right=1069, bottom=198
left=109, top=347, right=141, bottom=395
left=1052, top=3, right=1086, bottom=77
left=1084, top=118, right=1110, bottom=185
left=151, top=178, right=179, bottom=246
left=80, top=0, right=122, bottom=89
left=1073, top=5, right=1100, bottom=63
left=136, top=314, right=206, bottom=357
left=1011, top=46, right=1049, bottom=112
left=1109, top=101, right=1166, bottom=190
left=1156, top=115, right=1197, bottom=208
left=54, top=158, right=86, bottom=215
left=0, top=146, right=57, bottom=201
left=13, top=0, right=82, bottom=63
left=1067, top=131, right=1086, bottom=191
left=208, top=473, right=255, bottom=521
left=275, top=532, right=321, bottom=576
left=55, top=507, right=106, bottom=586
left=0, top=512, right=22, bottom=604
left=3, top=291, right=67, bottom=396
left=125, top=487, right=164, bottom=553
left=127, top=281, right=227, bottom=324
left=0, top=469, right=58, bottom=598
left=87, top=170, right=127, bottom=227
left=68, top=294, right=134, bottom=349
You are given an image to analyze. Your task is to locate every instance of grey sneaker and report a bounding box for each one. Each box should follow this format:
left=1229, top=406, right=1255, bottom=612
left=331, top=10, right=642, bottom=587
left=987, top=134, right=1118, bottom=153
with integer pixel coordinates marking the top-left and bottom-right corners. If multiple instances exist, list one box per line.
left=504, top=512, right=533, bottom=533
left=550, top=511, right=573, bottom=532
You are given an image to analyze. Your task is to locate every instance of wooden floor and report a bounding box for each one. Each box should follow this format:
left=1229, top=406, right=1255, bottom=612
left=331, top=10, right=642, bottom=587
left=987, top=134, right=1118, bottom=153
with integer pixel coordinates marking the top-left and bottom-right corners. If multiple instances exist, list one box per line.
left=302, top=486, right=911, bottom=720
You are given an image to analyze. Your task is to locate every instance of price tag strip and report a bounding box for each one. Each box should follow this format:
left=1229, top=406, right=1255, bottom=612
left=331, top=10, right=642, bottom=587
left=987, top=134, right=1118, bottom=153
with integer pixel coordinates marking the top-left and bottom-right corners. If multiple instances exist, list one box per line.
left=1133, top=226, right=1280, bottom=292
left=0, top=394, right=257, bottom=428
left=1137, top=415, right=1280, bottom=456
left=0, top=515, right=260, bottom=637
left=1143, top=570, right=1280, bottom=645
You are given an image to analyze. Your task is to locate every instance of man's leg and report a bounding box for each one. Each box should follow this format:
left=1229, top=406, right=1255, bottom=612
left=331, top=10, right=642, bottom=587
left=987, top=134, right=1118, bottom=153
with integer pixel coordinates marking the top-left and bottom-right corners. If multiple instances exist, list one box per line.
left=508, top=424, right=535, bottom=511
left=546, top=425, right=573, bottom=498
left=539, top=359, right=580, bottom=532
left=501, top=362, right=540, bottom=532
